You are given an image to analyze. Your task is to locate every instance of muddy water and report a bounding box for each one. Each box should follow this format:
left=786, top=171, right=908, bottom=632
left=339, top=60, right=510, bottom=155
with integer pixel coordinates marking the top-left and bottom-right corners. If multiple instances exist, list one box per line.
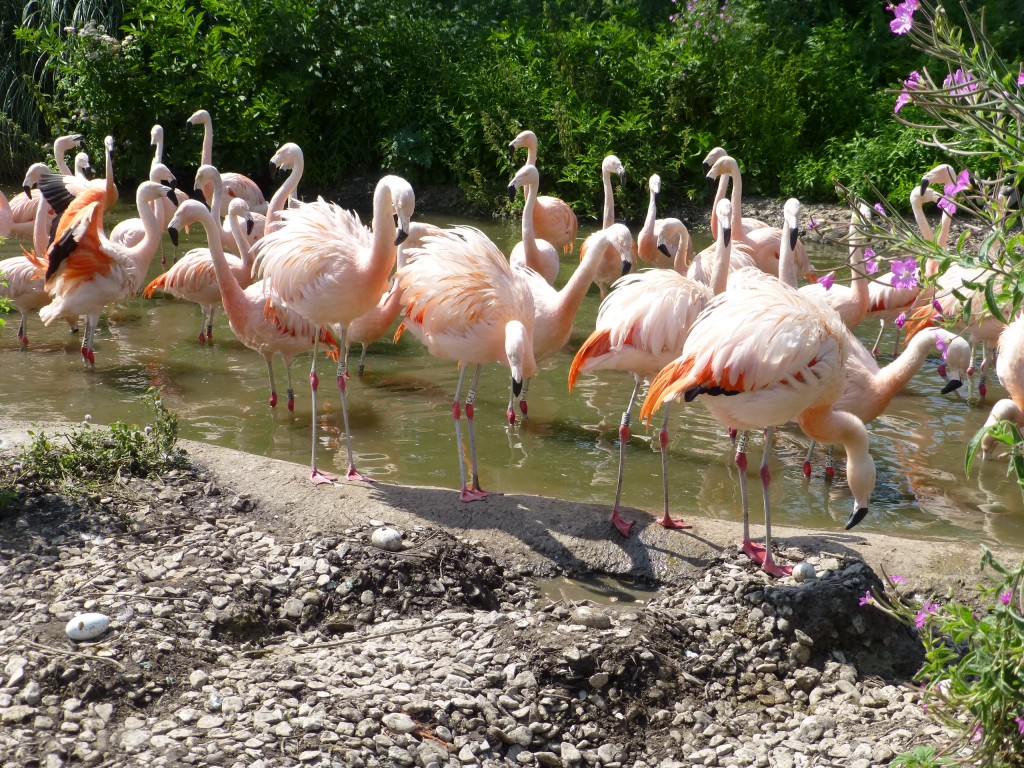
left=1, top=194, right=1022, bottom=549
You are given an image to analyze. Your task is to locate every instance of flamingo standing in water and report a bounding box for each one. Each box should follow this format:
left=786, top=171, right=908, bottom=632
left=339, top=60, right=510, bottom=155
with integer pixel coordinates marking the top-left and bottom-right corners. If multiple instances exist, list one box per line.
left=636, top=174, right=692, bottom=268
left=569, top=199, right=736, bottom=535
left=796, top=204, right=872, bottom=329
left=186, top=109, right=268, bottom=215
left=38, top=179, right=175, bottom=365
left=640, top=267, right=876, bottom=576
left=253, top=175, right=414, bottom=484
left=512, top=223, right=634, bottom=422
left=508, top=130, right=578, bottom=254
left=593, top=155, right=629, bottom=297
left=169, top=199, right=341, bottom=410
left=263, top=142, right=305, bottom=236
left=7, top=134, right=83, bottom=233
left=702, top=147, right=769, bottom=239
left=194, top=164, right=262, bottom=253
left=109, top=163, right=180, bottom=249
left=395, top=226, right=537, bottom=501
left=508, top=164, right=561, bottom=285
left=980, top=314, right=1024, bottom=458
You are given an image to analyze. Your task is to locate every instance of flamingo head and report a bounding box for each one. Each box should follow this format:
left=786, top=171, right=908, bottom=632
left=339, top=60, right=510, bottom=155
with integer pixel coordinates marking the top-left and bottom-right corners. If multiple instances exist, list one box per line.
left=783, top=198, right=801, bottom=251
left=939, top=331, right=971, bottom=394
left=706, top=154, right=739, bottom=184
left=74, top=152, right=92, bottom=179
left=505, top=320, right=537, bottom=396
left=385, top=175, right=416, bottom=246
left=648, top=174, right=661, bottom=197
left=271, top=142, right=303, bottom=175
left=508, top=164, right=539, bottom=201
left=602, top=155, right=626, bottom=186
left=150, top=162, right=176, bottom=187
left=186, top=109, right=211, bottom=128
left=150, top=124, right=163, bottom=147
left=715, top=198, right=733, bottom=246
left=701, top=146, right=727, bottom=175
left=104, top=135, right=115, bottom=154
left=168, top=200, right=211, bottom=246
left=22, top=162, right=50, bottom=198
left=655, top=218, right=688, bottom=263
left=508, top=129, right=536, bottom=159
left=921, top=163, right=956, bottom=193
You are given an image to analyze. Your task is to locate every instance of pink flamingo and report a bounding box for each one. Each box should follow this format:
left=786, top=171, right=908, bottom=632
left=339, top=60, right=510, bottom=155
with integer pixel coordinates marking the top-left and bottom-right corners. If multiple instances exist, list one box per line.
left=594, top=155, right=629, bottom=298
left=395, top=226, right=537, bottom=501
left=508, top=164, right=561, bottom=285
left=263, top=143, right=305, bottom=236
left=640, top=265, right=876, bottom=576
left=654, top=218, right=692, bottom=273
left=796, top=204, right=871, bottom=329
left=186, top=109, right=268, bottom=215
left=702, top=147, right=769, bottom=239
left=569, top=199, right=737, bottom=535
left=143, top=173, right=257, bottom=342
left=253, top=175, right=414, bottom=484
left=194, top=165, right=262, bottom=253
left=511, top=223, right=634, bottom=422
left=38, top=180, right=174, bottom=365
left=981, top=314, right=1024, bottom=458
left=168, top=199, right=341, bottom=410
left=7, top=134, right=83, bottom=232
left=636, top=174, right=693, bottom=268
left=508, top=130, right=579, bottom=253
left=705, top=155, right=813, bottom=280
left=109, top=164, right=180, bottom=249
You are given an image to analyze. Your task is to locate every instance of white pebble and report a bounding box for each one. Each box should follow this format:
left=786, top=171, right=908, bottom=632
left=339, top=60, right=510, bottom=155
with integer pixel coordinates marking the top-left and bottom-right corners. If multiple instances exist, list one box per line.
left=793, top=562, right=816, bottom=583
left=65, top=612, right=110, bottom=641
left=370, top=527, right=403, bottom=552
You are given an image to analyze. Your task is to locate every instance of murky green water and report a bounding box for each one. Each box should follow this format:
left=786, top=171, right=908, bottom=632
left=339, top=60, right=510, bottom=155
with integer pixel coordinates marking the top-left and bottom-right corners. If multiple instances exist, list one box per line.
left=2, top=193, right=1022, bottom=548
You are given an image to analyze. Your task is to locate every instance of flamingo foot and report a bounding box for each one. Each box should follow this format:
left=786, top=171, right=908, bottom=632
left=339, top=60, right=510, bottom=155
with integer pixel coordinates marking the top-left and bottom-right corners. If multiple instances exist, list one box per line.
left=967, top=365, right=975, bottom=376
left=937, top=363, right=947, bottom=379
left=657, top=513, right=692, bottom=530
left=825, top=466, right=835, bottom=481
left=741, top=539, right=768, bottom=564
left=310, top=468, right=335, bottom=485
left=460, top=486, right=492, bottom=502
left=161, top=256, right=166, bottom=266
left=269, top=392, right=278, bottom=408
left=802, top=460, right=811, bottom=478
left=86, top=349, right=95, bottom=366
left=610, top=508, right=634, bottom=537
left=20, top=336, right=28, bottom=348
left=762, top=558, right=793, bottom=578
left=507, top=406, right=516, bottom=426
left=979, top=382, right=987, bottom=398
left=519, top=400, right=528, bottom=419
left=346, top=466, right=373, bottom=483
left=871, top=346, right=878, bottom=357
left=198, top=332, right=206, bottom=344
left=287, top=390, right=295, bottom=411
left=357, top=363, right=365, bottom=376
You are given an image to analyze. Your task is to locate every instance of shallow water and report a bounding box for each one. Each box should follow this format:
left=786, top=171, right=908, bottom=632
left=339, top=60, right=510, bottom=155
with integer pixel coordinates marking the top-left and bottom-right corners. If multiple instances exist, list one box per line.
left=2, top=193, right=1022, bottom=550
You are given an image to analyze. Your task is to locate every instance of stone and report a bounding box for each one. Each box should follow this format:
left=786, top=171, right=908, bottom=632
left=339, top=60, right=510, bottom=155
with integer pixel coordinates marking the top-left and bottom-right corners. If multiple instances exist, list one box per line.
left=383, top=712, right=417, bottom=734
left=1, top=705, right=35, bottom=723
left=370, top=527, right=404, bottom=552
left=569, top=606, right=612, bottom=630
left=189, top=670, right=209, bottom=689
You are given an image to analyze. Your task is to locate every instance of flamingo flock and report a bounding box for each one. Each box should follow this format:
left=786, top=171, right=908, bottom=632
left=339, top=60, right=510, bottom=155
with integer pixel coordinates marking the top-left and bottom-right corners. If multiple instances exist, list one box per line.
left=1, top=118, right=1007, bottom=577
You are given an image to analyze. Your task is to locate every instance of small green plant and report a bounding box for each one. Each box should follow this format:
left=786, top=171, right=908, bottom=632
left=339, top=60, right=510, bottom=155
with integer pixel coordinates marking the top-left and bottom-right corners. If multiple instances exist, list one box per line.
left=890, top=746, right=955, bottom=767
left=864, top=549, right=1024, bottom=767
left=16, top=388, right=182, bottom=494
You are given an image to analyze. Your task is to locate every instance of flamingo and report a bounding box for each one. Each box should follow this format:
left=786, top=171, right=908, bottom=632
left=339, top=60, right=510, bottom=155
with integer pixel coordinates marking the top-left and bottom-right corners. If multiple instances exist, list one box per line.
left=508, top=164, right=561, bottom=285
left=263, top=143, right=305, bottom=236
left=639, top=265, right=876, bottom=576
left=168, top=199, right=341, bottom=410
left=702, top=147, right=769, bottom=239
left=569, top=199, right=735, bottom=535
left=143, top=171, right=258, bottom=342
left=796, top=204, right=871, bottom=329
left=109, top=164, right=180, bottom=249
left=186, top=109, right=268, bottom=215
left=508, top=130, right=579, bottom=253
left=654, top=218, right=692, bottom=273
left=395, top=226, right=537, bottom=501
left=347, top=222, right=443, bottom=376
left=593, top=155, right=629, bottom=298
left=705, top=155, right=813, bottom=279
left=7, top=134, right=85, bottom=234
left=512, top=223, right=634, bottom=422
left=194, top=165, right=263, bottom=253
left=38, top=179, right=175, bottom=365
left=150, top=124, right=167, bottom=168
left=636, top=174, right=693, bottom=268
left=252, top=175, right=414, bottom=484
left=980, top=315, right=1024, bottom=459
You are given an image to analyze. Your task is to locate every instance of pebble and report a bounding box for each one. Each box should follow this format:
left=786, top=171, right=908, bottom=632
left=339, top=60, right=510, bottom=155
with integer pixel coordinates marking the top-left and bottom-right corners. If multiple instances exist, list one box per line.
left=371, top=527, right=404, bottom=552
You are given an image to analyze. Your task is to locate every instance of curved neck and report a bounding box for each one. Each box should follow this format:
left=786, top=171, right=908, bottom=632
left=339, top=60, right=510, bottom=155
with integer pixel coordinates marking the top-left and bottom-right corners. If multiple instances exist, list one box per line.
left=207, top=174, right=225, bottom=219
left=710, top=227, right=730, bottom=296
left=369, top=180, right=399, bottom=278
left=123, top=191, right=163, bottom=292
left=798, top=404, right=873, bottom=508
left=849, top=240, right=869, bottom=310
left=911, top=194, right=934, bottom=241
left=710, top=175, right=728, bottom=239
left=104, top=144, right=116, bottom=204
left=728, top=169, right=743, bottom=232
left=554, top=234, right=609, bottom=324
left=876, top=329, right=944, bottom=399
left=602, top=170, right=616, bottom=229
left=524, top=140, right=537, bottom=167
left=228, top=209, right=255, bottom=276
left=152, top=136, right=164, bottom=168
left=54, top=142, right=73, bottom=176
left=521, top=180, right=539, bottom=252
left=197, top=207, right=247, bottom=312
left=31, top=191, right=50, bottom=263
left=265, top=158, right=304, bottom=235
left=638, top=187, right=657, bottom=257
left=200, top=119, right=213, bottom=166
left=671, top=232, right=690, bottom=275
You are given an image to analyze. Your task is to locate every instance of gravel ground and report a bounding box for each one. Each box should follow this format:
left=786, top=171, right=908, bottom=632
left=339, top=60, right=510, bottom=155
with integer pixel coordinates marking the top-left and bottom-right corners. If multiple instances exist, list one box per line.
left=0, top=443, right=969, bottom=768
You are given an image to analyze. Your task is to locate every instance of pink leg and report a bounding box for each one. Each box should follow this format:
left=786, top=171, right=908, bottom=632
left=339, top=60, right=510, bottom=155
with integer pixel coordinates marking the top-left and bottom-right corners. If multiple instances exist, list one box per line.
left=265, top=356, right=278, bottom=408
left=761, top=428, right=790, bottom=577
left=803, top=440, right=815, bottom=478
left=657, top=406, right=690, bottom=530
left=518, top=379, right=530, bottom=422
left=452, top=365, right=476, bottom=502
left=737, top=432, right=767, bottom=563
left=506, top=389, right=516, bottom=426
left=336, top=328, right=371, bottom=482
left=610, top=378, right=642, bottom=537
left=308, top=330, right=335, bottom=484
left=824, top=446, right=835, bottom=481
left=198, top=307, right=208, bottom=344
left=871, top=320, right=884, bottom=358
left=466, top=366, right=499, bottom=500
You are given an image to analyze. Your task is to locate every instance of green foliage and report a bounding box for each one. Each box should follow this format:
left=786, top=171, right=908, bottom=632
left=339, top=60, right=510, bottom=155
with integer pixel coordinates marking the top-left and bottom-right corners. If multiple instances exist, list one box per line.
left=889, top=746, right=954, bottom=767
left=15, top=388, right=182, bottom=495
left=966, top=419, right=1024, bottom=491
left=869, top=550, right=1024, bottom=767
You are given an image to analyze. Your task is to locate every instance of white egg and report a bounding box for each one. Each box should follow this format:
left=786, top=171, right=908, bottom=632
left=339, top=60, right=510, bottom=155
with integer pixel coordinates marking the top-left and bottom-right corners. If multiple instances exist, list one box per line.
left=65, top=612, right=110, bottom=642
left=792, top=562, right=816, bottom=583
left=370, top=526, right=403, bottom=552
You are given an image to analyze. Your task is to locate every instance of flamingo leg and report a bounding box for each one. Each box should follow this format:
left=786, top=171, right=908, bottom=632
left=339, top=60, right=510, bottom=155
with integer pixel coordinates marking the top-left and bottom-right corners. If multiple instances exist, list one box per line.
left=824, top=445, right=835, bottom=481
left=453, top=364, right=473, bottom=502
left=518, top=378, right=530, bottom=421
left=17, top=314, right=27, bottom=347
left=803, top=440, right=815, bottom=478
left=82, top=315, right=96, bottom=367
left=760, top=426, right=792, bottom=577
left=871, top=320, right=885, bottom=358
left=198, top=306, right=208, bottom=344
left=891, top=325, right=902, bottom=358
left=978, top=341, right=989, bottom=399
left=308, top=327, right=335, bottom=484
left=206, top=305, right=215, bottom=343
left=284, top=357, right=296, bottom=412
left=265, top=354, right=278, bottom=408
left=335, top=326, right=371, bottom=482
left=357, top=344, right=368, bottom=376
left=610, top=377, right=642, bottom=537
left=737, top=431, right=766, bottom=563
left=657, top=404, right=691, bottom=530
left=506, top=389, right=517, bottom=426
left=466, top=365, right=499, bottom=500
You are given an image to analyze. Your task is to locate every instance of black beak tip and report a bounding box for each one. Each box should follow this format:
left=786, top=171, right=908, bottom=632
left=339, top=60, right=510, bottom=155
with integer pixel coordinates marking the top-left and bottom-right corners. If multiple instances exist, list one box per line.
left=164, top=187, right=177, bottom=204
left=701, top=161, right=710, bottom=175
left=620, top=260, right=631, bottom=277
left=246, top=218, right=254, bottom=235
left=657, top=243, right=672, bottom=258
left=941, top=379, right=964, bottom=394
left=394, top=229, right=409, bottom=246
left=23, top=185, right=31, bottom=198
left=512, top=378, right=523, bottom=397
left=789, top=228, right=799, bottom=249
left=507, top=185, right=516, bottom=202
left=845, top=507, right=869, bottom=530
left=724, top=228, right=732, bottom=247
left=168, top=227, right=179, bottom=247
left=192, top=188, right=205, bottom=204
left=919, top=177, right=929, bottom=195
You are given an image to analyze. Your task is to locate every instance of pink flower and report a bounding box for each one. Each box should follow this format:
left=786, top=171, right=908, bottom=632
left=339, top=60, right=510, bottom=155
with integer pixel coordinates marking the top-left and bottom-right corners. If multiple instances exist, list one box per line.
left=808, top=218, right=818, bottom=231
left=1016, top=716, right=1024, bottom=735
left=1000, top=590, right=1012, bottom=605
left=874, top=203, right=886, bottom=216
left=937, top=196, right=957, bottom=216
left=944, top=69, right=978, bottom=97
left=890, top=2, right=916, bottom=35
left=915, top=598, right=939, bottom=628
left=895, top=312, right=907, bottom=329
left=935, top=335, right=949, bottom=360
left=971, top=724, right=983, bottom=743
left=864, top=248, right=879, bottom=274
left=888, top=575, right=906, bottom=584
left=932, top=299, right=943, bottom=315
left=891, top=258, right=919, bottom=291
left=895, top=92, right=912, bottom=113
left=1019, top=71, right=1024, bottom=87
left=858, top=591, right=873, bottom=606
left=819, top=272, right=835, bottom=291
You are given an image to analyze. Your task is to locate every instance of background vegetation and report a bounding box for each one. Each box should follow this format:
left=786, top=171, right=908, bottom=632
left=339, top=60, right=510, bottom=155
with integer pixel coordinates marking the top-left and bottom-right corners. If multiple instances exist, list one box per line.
left=2, top=0, right=1022, bottom=219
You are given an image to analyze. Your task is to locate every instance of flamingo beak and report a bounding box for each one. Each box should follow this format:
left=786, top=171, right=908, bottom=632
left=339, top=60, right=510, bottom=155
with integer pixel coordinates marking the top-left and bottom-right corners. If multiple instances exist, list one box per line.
left=23, top=185, right=31, bottom=198
left=246, top=217, right=255, bottom=236
left=507, top=183, right=516, bottom=202
left=507, top=144, right=515, bottom=161
left=919, top=176, right=929, bottom=195
left=168, top=227, right=179, bottom=247
left=164, top=186, right=177, bottom=204
left=657, top=243, right=672, bottom=258
left=620, top=260, right=631, bottom=277
left=394, top=228, right=409, bottom=246
left=701, top=160, right=711, bottom=175
left=618, top=170, right=627, bottom=186
left=723, top=226, right=731, bottom=247
left=192, top=188, right=206, bottom=205
left=511, top=377, right=523, bottom=397
left=941, top=378, right=963, bottom=394
left=845, top=507, right=869, bottom=530
left=789, top=227, right=799, bottom=250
